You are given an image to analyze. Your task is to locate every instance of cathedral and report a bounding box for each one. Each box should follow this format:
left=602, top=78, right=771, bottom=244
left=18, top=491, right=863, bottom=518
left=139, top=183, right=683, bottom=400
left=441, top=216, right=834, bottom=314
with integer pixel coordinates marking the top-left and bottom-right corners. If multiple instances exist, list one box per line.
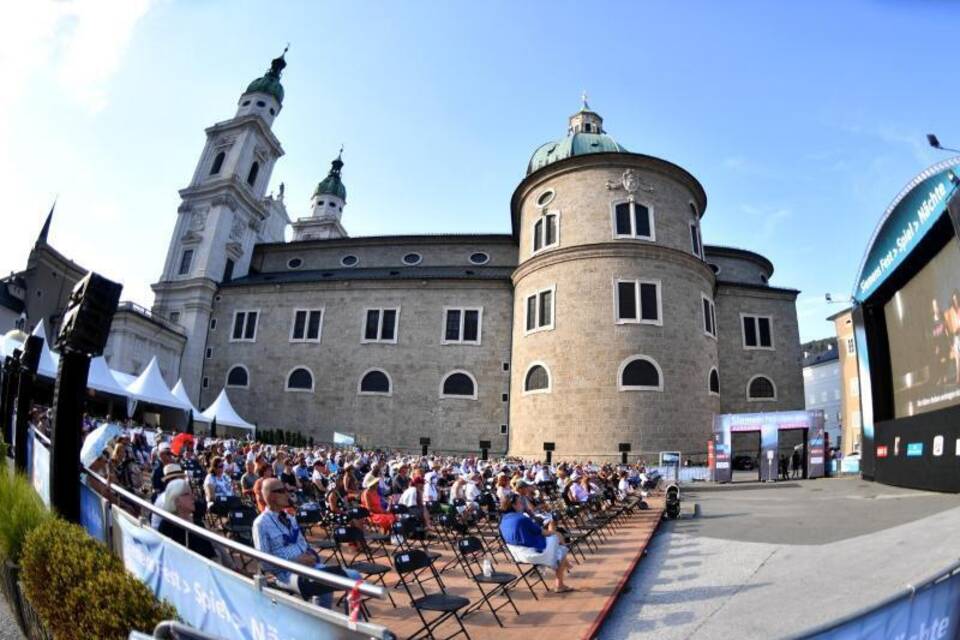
left=3, top=52, right=805, bottom=460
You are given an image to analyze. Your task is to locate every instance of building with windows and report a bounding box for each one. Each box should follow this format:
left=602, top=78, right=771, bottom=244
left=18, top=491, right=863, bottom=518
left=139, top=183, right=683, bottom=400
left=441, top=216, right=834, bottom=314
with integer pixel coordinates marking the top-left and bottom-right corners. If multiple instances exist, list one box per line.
left=11, top=52, right=805, bottom=459
left=801, top=341, right=842, bottom=448
left=829, top=309, right=862, bottom=455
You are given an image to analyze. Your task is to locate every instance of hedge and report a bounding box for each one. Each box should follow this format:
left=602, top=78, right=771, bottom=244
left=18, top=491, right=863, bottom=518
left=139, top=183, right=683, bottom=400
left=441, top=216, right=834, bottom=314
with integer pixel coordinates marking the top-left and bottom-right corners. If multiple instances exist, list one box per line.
left=0, top=469, right=50, bottom=564
left=21, top=518, right=177, bottom=640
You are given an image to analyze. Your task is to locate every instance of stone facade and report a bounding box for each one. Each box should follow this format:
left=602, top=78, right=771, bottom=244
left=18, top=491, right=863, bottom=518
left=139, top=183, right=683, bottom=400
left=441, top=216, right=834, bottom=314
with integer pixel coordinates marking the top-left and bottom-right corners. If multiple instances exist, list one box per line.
left=199, top=238, right=514, bottom=453
left=103, top=302, right=187, bottom=387
left=831, top=309, right=862, bottom=454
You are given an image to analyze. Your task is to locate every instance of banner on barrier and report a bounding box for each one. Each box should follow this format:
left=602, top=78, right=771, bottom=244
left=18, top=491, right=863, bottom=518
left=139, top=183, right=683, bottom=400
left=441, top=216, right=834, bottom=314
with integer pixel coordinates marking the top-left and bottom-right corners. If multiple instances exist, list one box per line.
left=809, top=568, right=960, bottom=639
left=112, top=509, right=376, bottom=640
left=80, top=480, right=107, bottom=544
left=27, top=431, right=50, bottom=506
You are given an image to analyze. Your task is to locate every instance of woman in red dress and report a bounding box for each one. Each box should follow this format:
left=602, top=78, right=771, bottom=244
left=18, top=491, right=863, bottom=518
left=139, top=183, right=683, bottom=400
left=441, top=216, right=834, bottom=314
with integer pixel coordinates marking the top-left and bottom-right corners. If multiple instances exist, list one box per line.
left=360, top=475, right=396, bottom=534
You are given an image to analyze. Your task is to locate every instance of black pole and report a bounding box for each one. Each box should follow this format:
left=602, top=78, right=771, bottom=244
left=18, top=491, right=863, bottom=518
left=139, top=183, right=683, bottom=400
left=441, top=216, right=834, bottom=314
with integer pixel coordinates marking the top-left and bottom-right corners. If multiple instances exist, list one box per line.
left=50, top=351, right=91, bottom=523
left=545, top=450, right=553, bottom=465
left=13, top=337, right=43, bottom=474
left=1, top=357, right=16, bottom=455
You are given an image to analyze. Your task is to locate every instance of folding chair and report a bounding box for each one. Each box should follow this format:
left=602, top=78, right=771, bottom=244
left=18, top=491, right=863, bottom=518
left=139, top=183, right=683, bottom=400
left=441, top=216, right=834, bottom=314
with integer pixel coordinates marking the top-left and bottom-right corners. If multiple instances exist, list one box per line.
left=330, top=525, right=396, bottom=614
left=392, top=516, right=446, bottom=589
left=298, top=506, right=337, bottom=563
left=394, top=549, right=472, bottom=640
left=207, top=495, right=243, bottom=531
left=456, top=536, right=520, bottom=627
left=500, top=535, right=550, bottom=600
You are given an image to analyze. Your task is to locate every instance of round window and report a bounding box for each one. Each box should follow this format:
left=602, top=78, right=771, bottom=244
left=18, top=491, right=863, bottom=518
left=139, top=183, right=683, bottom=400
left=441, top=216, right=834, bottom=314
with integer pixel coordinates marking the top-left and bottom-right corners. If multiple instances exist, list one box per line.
left=287, top=258, right=303, bottom=269
left=241, top=100, right=251, bottom=106
left=317, top=200, right=325, bottom=206
left=469, top=252, right=490, bottom=265
left=341, top=255, right=359, bottom=267
left=402, top=253, right=422, bottom=265
left=269, top=108, right=275, bottom=115
left=708, top=263, right=721, bottom=275
left=256, top=100, right=266, bottom=107
left=760, top=274, right=768, bottom=284
left=536, top=189, right=555, bottom=207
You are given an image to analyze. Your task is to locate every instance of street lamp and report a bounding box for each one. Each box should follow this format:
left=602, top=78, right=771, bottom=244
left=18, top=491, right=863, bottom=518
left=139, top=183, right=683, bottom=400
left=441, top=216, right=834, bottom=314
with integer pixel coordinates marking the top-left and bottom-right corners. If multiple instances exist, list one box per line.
left=927, top=134, right=960, bottom=154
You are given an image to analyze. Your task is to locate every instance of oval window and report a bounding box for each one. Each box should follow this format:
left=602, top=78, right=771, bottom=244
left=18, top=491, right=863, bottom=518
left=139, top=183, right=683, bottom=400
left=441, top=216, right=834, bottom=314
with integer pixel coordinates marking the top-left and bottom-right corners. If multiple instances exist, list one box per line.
left=341, top=255, right=359, bottom=267
left=402, top=253, right=422, bottom=265
left=536, top=189, right=555, bottom=207
left=256, top=100, right=266, bottom=107
left=760, top=274, right=768, bottom=284
left=469, top=252, right=490, bottom=265
left=287, top=258, right=303, bottom=269
left=241, top=100, right=251, bottom=106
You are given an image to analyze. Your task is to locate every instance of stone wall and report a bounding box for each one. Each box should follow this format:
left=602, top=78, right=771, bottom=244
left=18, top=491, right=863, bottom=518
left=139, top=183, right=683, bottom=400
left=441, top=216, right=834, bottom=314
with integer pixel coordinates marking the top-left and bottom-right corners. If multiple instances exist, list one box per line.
left=201, top=278, right=513, bottom=453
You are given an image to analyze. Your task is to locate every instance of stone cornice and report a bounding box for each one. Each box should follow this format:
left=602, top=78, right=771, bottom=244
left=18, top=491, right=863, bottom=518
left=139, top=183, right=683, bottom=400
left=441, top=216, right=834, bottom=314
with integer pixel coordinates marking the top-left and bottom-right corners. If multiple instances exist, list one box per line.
left=511, top=152, right=709, bottom=238
left=205, top=115, right=284, bottom=157
left=716, top=280, right=800, bottom=300
left=511, top=241, right=715, bottom=286
left=218, top=278, right=511, bottom=297
left=178, top=177, right=268, bottom=220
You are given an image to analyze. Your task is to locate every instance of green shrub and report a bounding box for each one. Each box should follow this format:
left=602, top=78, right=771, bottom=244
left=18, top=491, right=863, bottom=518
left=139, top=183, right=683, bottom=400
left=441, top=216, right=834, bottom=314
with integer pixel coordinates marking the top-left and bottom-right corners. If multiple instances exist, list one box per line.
left=0, top=470, right=50, bottom=564
left=21, top=519, right=176, bottom=640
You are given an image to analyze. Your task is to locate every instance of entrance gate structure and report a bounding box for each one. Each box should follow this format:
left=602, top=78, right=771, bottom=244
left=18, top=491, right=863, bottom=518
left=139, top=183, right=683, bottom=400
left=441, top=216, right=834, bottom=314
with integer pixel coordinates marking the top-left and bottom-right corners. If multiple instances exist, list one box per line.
left=710, top=410, right=826, bottom=483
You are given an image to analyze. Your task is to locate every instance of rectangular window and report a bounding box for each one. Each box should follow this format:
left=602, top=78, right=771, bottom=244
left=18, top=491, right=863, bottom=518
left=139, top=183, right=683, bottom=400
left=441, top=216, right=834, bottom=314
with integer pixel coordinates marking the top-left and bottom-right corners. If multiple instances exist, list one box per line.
left=210, top=317, right=217, bottom=331
left=230, top=310, right=259, bottom=342
left=205, top=347, right=212, bottom=359
left=613, top=202, right=654, bottom=240
left=223, top=258, right=235, bottom=283
left=742, top=314, right=774, bottom=349
left=363, top=307, right=400, bottom=343
left=701, top=294, right=717, bottom=338
left=532, top=212, right=559, bottom=253
left=443, top=308, right=482, bottom=344
left=690, top=223, right=702, bottom=258
left=290, top=309, right=323, bottom=342
left=169, top=311, right=181, bottom=324
left=616, top=279, right=661, bottom=325
left=178, top=249, right=194, bottom=276
left=525, top=285, right=556, bottom=333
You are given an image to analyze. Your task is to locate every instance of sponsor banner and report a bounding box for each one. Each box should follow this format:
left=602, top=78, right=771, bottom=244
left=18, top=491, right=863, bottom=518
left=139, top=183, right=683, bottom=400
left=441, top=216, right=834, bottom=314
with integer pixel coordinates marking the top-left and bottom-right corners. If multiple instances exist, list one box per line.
left=28, top=430, right=50, bottom=506
left=807, top=566, right=960, bottom=639
left=80, top=481, right=107, bottom=544
left=876, top=446, right=888, bottom=458
left=907, top=442, right=924, bottom=457
left=112, top=509, right=373, bottom=640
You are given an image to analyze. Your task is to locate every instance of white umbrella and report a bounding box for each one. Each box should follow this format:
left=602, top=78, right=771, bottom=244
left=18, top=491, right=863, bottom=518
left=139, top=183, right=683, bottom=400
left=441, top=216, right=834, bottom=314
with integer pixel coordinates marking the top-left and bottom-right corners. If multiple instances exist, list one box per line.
left=80, top=422, right=123, bottom=468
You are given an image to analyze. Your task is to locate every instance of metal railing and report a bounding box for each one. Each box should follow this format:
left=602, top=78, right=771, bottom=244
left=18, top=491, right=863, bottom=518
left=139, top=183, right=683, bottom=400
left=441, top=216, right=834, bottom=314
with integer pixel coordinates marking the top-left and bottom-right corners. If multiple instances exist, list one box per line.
left=81, top=465, right=393, bottom=639
left=788, top=558, right=960, bottom=639
left=116, top=301, right=187, bottom=335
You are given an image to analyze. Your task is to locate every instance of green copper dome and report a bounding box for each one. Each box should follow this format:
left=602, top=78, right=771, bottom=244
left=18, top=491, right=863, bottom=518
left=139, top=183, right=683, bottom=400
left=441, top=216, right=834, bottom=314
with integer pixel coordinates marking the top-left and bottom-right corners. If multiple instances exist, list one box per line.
left=527, top=132, right=628, bottom=174
left=245, top=49, right=287, bottom=104
left=527, top=99, right=627, bottom=175
left=314, top=152, right=346, bottom=200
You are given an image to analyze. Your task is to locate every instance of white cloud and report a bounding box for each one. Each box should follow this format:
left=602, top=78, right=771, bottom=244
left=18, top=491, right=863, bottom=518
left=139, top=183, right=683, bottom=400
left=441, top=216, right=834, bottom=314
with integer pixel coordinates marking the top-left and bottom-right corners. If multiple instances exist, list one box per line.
left=740, top=203, right=792, bottom=240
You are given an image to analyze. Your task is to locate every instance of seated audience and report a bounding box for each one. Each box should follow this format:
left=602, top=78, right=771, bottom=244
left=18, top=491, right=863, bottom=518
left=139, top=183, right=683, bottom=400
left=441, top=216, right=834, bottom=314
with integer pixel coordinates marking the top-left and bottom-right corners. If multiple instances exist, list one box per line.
left=499, top=493, right=574, bottom=593
left=203, top=456, right=235, bottom=507
left=159, top=478, right=218, bottom=560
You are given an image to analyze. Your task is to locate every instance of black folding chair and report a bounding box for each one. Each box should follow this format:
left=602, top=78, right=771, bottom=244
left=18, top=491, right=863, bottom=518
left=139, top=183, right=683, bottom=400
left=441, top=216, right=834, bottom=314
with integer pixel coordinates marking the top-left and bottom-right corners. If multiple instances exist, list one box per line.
left=330, top=525, right=396, bottom=609
left=207, top=495, right=242, bottom=530
left=394, top=549, right=472, bottom=640
left=456, top=536, right=520, bottom=627
left=500, top=534, right=551, bottom=600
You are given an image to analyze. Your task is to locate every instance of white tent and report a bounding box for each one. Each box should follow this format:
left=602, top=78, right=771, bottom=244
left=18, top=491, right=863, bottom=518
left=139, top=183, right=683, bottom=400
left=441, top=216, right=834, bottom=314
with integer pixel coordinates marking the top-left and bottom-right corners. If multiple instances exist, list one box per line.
left=0, top=329, right=27, bottom=360
left=30, top=320, right=60, bottom=379
left=200, top=389, right=255, bottom=431
left=124, top=356, right=191, bottom=411
left=87, top=356, right=131, bottom=398
left=171, top=379, right=209, bottom=422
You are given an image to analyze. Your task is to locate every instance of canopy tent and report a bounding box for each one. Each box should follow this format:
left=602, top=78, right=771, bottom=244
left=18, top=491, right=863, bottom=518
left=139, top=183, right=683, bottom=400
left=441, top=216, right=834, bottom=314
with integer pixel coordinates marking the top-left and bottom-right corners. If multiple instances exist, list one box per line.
left=200, top=389, right=255, bottom=431
left=86, top=356, right=131, bottom=398
left=171, top=379, right=209, bottom=422
left=112, top=370, right=137, bottom=387
left=0, top=329, right=28, bottom=360
left=124, top=356, right=191, bottom=411
left=30, top=320, right=60, bottom=379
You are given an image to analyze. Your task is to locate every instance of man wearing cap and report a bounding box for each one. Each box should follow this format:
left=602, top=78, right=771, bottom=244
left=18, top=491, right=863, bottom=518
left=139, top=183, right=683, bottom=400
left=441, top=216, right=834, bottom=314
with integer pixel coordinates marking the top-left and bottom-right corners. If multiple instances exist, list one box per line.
left=151, top=463, right=187, bottom=529
left=151, top=443, right=175, bottom=502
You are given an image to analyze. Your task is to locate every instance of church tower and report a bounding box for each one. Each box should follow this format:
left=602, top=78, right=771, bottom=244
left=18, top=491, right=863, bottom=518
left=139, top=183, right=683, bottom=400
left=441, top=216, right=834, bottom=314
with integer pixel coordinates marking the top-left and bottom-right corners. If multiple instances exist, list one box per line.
left=292, top=150, right=349, bottom=241
left=152, top=51, right=292, bottom=402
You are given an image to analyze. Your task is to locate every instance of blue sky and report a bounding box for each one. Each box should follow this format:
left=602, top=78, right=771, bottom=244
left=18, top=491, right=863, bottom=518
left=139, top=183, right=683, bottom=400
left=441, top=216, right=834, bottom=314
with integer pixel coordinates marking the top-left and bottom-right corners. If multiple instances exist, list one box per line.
left=2, top=0, right=958, bottom=342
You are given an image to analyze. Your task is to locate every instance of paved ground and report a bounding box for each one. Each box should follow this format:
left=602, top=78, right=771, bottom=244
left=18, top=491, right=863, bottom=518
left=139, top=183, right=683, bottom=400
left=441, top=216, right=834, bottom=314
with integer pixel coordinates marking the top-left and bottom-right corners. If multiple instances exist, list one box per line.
left=598, top=477, right=960, bottom=639
left=0, top=596, right=23, bottom=640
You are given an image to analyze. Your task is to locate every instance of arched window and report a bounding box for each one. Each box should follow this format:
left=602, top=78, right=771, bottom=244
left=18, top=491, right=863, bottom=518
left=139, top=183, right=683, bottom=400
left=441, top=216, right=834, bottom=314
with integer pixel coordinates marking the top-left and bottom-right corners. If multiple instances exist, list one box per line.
left=286, top=366, right=314, bottom=392
left=246, top=161, right=259, bottom=187
left=523, top=363, right=551, bottom=394
left=709, top=368, right=720, bottom=395
left=359, top=369, right=392, bottom=396
left=210, top=151, right=225, bottom=175
left=440, top=370, right=477, bottom=399
left=747, top=375, right=776, bottom=401
left=618, top=356, right=663, bottom=391
left=226, top=365, right=249, bottom=388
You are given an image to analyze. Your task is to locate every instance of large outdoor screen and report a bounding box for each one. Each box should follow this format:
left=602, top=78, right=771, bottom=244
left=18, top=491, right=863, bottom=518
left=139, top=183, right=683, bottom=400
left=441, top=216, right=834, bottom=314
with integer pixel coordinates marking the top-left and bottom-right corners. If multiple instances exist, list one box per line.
left=885, top=240, right=960, bottom=418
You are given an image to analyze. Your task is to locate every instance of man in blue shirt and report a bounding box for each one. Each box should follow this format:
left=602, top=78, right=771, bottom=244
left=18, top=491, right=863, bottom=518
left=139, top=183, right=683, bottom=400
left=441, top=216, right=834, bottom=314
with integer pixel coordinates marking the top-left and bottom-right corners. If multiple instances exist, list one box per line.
left=499, top=493, right=574, bottom=592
